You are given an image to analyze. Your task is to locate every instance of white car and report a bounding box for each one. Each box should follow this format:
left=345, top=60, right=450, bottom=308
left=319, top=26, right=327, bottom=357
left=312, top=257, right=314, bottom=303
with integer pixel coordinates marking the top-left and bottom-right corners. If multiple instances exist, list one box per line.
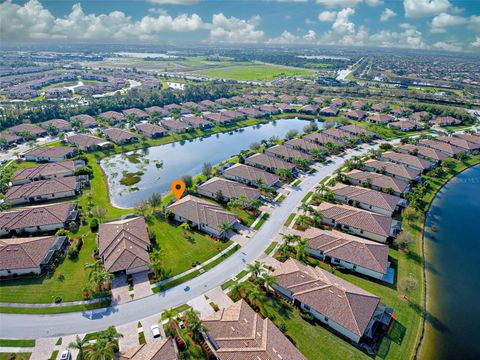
left=60, top=350, right=71, bottom=360
left=151, top=324, right=162, bottom=339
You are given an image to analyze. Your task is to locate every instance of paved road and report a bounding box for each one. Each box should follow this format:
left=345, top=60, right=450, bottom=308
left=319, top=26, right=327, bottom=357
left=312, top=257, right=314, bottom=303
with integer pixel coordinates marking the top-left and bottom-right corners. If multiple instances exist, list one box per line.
left=0, top=142, right=382, bottom=339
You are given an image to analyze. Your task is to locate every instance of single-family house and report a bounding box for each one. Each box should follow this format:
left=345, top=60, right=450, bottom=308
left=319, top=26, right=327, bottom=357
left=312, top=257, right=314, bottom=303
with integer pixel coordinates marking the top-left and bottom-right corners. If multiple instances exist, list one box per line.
left=245, top=153, right=296, bottom=173
left=368, top=114, right=395, bottom=124
left=119, top=338, right=179, bottom=360
left=123, top=108, right=148, bottom=119
left=379, top=151, right=434, bottom=172
left=272, top=258, right=394, bottom=343
left=103, top=128, right=138, bottom=145
left=0, top=133, right=21, bottom=148
left=339, top=124, right=375, bottom=139
left=323, top=128, right=357, bottom=144
left=303, top=132, right=345, bottom=148
left=181, top=115, right=212, bottom=129
left=202, top=300, right=306, bottom=360
left=220, top=110, right=247, bottom=121
left=313, top=96, right=325, bottom=104
left=330, top=98, right=345, bottom=107
left=97, top=216, right=151, bottom=275
left=344, top=169, right=410, bottom=197
left=0, top=202, right=77, bottom=237
left=70, top=114, right=98, bottom=128
left=257, top=104, right=279, bottom=115
left=203, top=112, right=232, bottom=124
left=351, top=100, right=367, bottom=109
left=8, top=124, right=47, bottom=138
left=136, top=123, right=168, bottom=138
left=276, top=103, right=296, bottom=113
left=40, top=119, right=72, bottom=132
left=4, top=176, right=81, bottom=205
left=99, top=111, right=125, bottom=124
left=395, top=144, right=448, bottom=163
left=279, top=94, right=293, bottom=103
left=197, top=176, right=261, bottom=202
left=419, top=139, right=463, bottom=157
left=265, top=145, right=313, bottom=162
left=12, top=160, right=85, bottom=185
left=182, top=101, right=207, bottom=112
left=285, top=138, right=324, bottom=153
left=344, top=110, right=366, bottom=120
left=430, top=116, right=461, bottom=127
left=319, top=106, right=339, bottom=116
left=237, top=107, right=265, bottom=118
left=160, top=119, right=190, bottom=133
left=371, top=103, right=388, bottom=112
left=436, top=136, right=480, bottom=153
left=388, top=120, right=422, bottom=132
left=455, top=133, right=480, bottom=145
left=67, top=134, right=111, bottom=151
left=300, top=105, right=318, bottom=114
left=222, top=163, right=280, bottom=188
left=199, top=99, right=217, bottom=109
left=409, top=111, right=430, bottom=122
left=0, top=235, right=68, bottom=277
left=363, top=159, right=422, bottom=182
left=297, top=227, right=392, bottom=282
left=296, top=95, right=309, bottom=104
left=24, top=146, right=77, bottom=162
left=330, top=183, right=406, bottom=216
left=315, top=202, right=401, bottom=242
left=166, top=195, right=237, bottom=239
left=390, top=107, right=411, bottom=117
left=144, top=106, right=168, bottom=117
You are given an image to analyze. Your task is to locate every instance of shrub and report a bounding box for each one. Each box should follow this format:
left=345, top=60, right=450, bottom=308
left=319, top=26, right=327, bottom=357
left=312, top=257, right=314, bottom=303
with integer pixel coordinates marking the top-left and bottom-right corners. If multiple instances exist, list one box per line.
left=90, top=218, right=99, bottom=231
left=278, top=322, right=287, bottom=333
left=300, top=311, right=314, bottom=323
left=67, top=247, right=79, bottom=260
left=55, top=229, right=68, bottom=237
left=57, top=273, right=65, bottom=281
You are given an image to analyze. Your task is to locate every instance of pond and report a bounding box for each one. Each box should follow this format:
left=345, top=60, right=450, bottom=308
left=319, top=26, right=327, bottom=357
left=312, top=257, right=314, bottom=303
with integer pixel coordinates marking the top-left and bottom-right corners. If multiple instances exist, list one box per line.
left=421, top=165, right=480, bottom=359
left=101, top=117, right=322, bottom=208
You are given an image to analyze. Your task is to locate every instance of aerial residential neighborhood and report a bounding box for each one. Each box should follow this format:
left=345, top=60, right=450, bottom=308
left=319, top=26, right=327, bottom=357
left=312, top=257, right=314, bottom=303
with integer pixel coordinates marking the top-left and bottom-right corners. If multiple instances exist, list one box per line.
left=0, top=1, right=479, bottom=360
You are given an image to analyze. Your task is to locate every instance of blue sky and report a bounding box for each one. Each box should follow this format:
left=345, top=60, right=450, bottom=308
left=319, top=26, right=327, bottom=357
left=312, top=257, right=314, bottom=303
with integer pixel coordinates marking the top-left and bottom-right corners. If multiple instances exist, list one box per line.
left=1, top=0, right=479, bottom=52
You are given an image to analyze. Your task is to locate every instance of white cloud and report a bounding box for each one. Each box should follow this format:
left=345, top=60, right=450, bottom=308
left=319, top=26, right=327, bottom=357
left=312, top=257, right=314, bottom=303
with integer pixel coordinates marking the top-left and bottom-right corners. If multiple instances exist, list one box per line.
left=209, top=13, right=264, bottom=43
left=332, top=8, right=355, bottom=34
left=471, top=36, right=480, bottom=48
left=431, top=13, right=467, bottom=33
left=433, top=41, right=462, bottom=52
left=403, top=0, right=452, bottom=19
left=380, top=8, right=396, bottom=22
left=365, top=0, right=383, bottom=6
left=146, top=0, right=199, bottom=4
left=305, top=18, right=315, bottom=25
left=318, top=11, right=337, bottom=22
left=315, top=0, right=361, bottom=8
left=303, top=30, right=317, bottom=41
left=469, top=16, right=480, bottom=32
left=267, top=30, right=297, bottom=44
left=267, top=0, right=308, bottom=2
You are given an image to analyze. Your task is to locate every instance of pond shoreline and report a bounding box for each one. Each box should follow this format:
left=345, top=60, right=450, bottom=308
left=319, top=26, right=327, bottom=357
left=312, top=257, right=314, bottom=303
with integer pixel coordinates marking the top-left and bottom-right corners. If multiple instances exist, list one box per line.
left=414, top=161, right=480, bottom=360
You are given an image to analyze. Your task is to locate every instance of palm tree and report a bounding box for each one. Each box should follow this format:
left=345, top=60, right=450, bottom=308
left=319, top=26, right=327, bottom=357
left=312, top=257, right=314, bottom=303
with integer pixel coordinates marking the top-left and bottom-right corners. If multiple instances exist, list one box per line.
left=255, top=178, right=266, bottom=189
left=312, top=211, right=323, bottom=228
left=185, top=308, right=201, bottom=327
left=229, top=281, right=245, bottom=300
left=86, top=338, right=116, bottom=360
left=296, top=215, right=310, bottom=229
left=314, top=183, right=326, bottom=195
left=246, top=286, right=263, bottom=310
left=282, top=234, right=297, bottom=245
left=68, top=335, right=87, bottom=360
left=296, top=240, right=307, bottom=262
left=163, top=307, right=179, bottom=326
left=259, top=273, right=276, bottom=291
left=247, top=262, right=263, bottom=279
left=149, top=248, right=163, bottom=278
left=299, top=203, right=314, bottom=214
left=219, top=222, right=234, bottom=238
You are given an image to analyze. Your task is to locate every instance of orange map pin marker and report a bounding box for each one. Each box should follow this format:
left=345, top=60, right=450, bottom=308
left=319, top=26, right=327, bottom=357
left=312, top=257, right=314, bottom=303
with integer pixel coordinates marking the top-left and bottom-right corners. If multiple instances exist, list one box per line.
left=171, top=180, right=186, bottom=200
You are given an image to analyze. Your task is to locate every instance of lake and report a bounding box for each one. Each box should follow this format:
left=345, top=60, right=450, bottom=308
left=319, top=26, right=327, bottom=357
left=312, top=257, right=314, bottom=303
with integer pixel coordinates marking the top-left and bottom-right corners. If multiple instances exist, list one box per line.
left=421, top=165, right=480, bottom=359
left=101, top=118, right=322, bottom=208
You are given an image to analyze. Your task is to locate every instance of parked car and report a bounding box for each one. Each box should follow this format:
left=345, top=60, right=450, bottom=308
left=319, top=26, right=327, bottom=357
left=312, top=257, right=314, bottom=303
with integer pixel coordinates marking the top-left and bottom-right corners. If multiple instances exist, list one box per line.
left=60, top=350, right=71, bottom=360
left=151, top=324, right=162, bottom=339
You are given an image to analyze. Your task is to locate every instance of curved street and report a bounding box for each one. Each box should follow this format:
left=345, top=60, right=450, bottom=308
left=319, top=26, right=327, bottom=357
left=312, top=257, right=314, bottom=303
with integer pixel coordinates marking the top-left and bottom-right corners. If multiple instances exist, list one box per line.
left=0, top=142, right=384, bottom=339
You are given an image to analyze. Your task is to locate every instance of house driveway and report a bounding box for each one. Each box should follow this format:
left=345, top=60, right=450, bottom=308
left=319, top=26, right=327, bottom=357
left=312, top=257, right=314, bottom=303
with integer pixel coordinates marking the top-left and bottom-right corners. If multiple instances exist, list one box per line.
left=141, top=314, right=164, bottom=343
left=29, top=337, right=57, bottom=360
left=188, top=295, right=213, bottom=319
left=133, top=271, right=153, bottom=300
left=55, top=335, right=81, bottom=360
left=205, top=287, right=233, bottom=310
left=117, top=321, right=140, bottom=352
left=111, top=274, right=130, bottom=305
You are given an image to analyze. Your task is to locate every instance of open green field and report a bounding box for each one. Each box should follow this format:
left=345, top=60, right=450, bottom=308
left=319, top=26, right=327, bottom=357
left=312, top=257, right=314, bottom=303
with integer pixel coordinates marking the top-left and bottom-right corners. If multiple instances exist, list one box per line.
left=194, top=64, right=315, bottom=81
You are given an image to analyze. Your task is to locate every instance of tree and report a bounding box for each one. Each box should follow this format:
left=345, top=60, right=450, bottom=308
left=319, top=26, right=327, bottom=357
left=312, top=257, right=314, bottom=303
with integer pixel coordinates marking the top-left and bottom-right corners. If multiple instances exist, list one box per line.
left=296, top=215, right=310, bottom=229
left=247, top=262, right=263, bottom=279
left=250, top=142, right=261, bottom=150
left=91, top=206, right=106, bottom=223
left=182, top=175, right=193, bottom=189
left=148, top=192, right=162, bottom=209
left=296, top=240, right=308, bottom=262
left=246, top=286, right=263, bottom=310
left=68, top=335, right=87, bottom=360
left=286, top=129, right=298, bottom=139
left=403, top=207, right=418, bottom=225
left=293, top=157, right=310, bottom=170
left=149, top=248, right=163, bottom=278
left=87, top=338, right=117, bottom=360
left=400, top=275, right=418, bottom=296
left=259, top=273, right=276, bottom=291
left=219, top=221, right=234, bottom=237
left=276, top=168, right=294, bottom=181
left=45, top=124, right=58, bottom=135
left=303, top=121, right=318, bottom=133
left=299, top=202, right=314, bottom=214
left=163, top=307, right=179, bottom=327
left=135, top=200, right=149, bottom=216
left=311, top=211, right=323, bottom=227
left=229, top=281, right=245, bottom=300
left=202, top=162, right=213, bottom=177
left=395, top=231, right=412, bottom=249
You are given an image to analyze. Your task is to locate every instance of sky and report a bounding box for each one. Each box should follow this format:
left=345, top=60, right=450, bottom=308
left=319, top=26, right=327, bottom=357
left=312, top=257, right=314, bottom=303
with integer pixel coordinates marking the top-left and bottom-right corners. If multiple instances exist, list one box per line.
left=1, top=0, right=479, bottom=52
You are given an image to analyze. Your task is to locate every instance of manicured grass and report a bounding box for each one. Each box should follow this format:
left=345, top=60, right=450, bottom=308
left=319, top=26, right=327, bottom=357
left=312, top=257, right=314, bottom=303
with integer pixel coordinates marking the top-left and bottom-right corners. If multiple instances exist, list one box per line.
left=319, top=176, right=331, bottom=185
left=153, top=244, right=240, bottom=293
left=264, top=242, right=278, bottom=255
left=0, top=353, right=31, bottom=360
left=291, top=179, right=301, bottom=187
left=227, top=206, right=257, bottom=227
left=194, top=64, right=315, bottom=81
left=253, top=213, right=269, bottom=230
left=149, top=221, right=231, bottom=279
left=49, top=350, right=59, bottom=360
left=301, top=191, right=313, bottom=203
left=284, top=213, right=296, bottom=227
left=277, top=194, right=286, bottom=203
left=0, top=339, right=35, bottom=347
left=55, top=338, right=62, bottom=345
left=0, top=301, right=111, bottom=314
left=221, top=269, right=250, bottom=290
left=161, top=304, right=191, bottom=320
left=138, top=331, right=145, bottom=345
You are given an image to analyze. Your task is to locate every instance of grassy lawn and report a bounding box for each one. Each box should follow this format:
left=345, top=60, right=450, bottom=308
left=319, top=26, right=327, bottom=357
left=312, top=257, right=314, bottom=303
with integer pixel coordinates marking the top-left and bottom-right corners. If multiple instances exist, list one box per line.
left=301, top=191, right=313, bottom=203
left=221, top=269, right=250, bottom=290
left=194, top=64, right=315, bottom=81
left=0, top=353, right=31, bottom=360
left=284, top=213, right=296, bottom=227
left=253, top=213, right=269, bottom=230
left=0, top=301, right=111, bottom=314
left=277, top=194, right=286, bottom=203
left=0, top=339, right=35, bottom=347
left=264, top=241, right=278, bottom=255
left=226, top=206, right=257, bottom=227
